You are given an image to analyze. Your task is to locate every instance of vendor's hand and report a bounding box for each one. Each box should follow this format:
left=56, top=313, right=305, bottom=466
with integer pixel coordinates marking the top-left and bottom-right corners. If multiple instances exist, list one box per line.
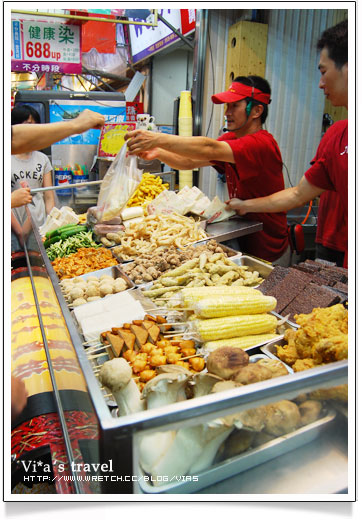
left=11, top=187, right=32, bottom=208
left=138, top=149, right=162, bottom=161
left=125, top=129, right=159, bottom=155
left=72, top=109, right=105, bottom=132
left=11, top=375, right=28, bottom=422
left=225, top=198, right=248, bottom=216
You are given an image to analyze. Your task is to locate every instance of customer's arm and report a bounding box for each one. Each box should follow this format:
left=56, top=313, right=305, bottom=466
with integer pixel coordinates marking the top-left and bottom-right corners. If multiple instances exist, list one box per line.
left=12, top=109, right=105, bottom=154
left=43, top=171, right=55, bottom=215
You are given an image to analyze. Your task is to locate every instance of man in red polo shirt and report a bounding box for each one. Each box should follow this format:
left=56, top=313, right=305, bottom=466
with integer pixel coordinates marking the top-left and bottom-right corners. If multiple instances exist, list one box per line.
left=125, top=75, right=290, bottom=265
left=224, top=20, right=348, bottom=267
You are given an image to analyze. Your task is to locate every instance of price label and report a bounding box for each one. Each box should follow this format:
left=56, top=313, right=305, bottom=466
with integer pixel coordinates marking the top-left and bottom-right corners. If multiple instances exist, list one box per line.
left=12, top=20, right=82, bottom=74
left=23, top=21, right=80, bottom=63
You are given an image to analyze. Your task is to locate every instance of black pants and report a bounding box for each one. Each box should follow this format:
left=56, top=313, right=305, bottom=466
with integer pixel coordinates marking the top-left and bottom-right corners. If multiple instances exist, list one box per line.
left=315, top=243, right=345, bottom=267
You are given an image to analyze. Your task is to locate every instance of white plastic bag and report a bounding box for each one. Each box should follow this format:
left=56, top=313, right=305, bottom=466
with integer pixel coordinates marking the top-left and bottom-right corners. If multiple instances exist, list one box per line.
left=97, top=143, right=143, bottom=221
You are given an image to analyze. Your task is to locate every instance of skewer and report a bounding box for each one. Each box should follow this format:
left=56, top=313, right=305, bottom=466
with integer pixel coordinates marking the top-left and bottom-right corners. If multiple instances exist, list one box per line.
left=159, top=321, right=188, bottom=327
left=162, top=332, right=186, bottom=338
left=179, top=353, right=205, bottom=361
left=83, top=341, right=103, bottom=347
left=87, top=352, right=109, bottom=359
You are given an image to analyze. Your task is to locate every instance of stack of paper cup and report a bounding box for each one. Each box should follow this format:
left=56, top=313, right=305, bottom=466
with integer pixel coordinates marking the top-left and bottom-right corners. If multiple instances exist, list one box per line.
left=178, top=90, right=193, bottom=188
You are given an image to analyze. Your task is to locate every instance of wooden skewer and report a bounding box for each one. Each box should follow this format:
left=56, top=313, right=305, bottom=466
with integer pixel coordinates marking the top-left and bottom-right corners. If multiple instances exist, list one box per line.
left=87, top=352, right=108, bottom=359
left=179, top=353, right=205, bottom=361
left=159, top=321, right=188, bottom=327
left=162, top=333, right=186, bottom=338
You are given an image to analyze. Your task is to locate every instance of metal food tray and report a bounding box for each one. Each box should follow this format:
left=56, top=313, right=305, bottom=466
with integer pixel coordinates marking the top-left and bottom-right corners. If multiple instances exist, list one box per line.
left=110, top=246, right=135, bottom=264
left=64, top=265, right=135, bottom=308
left=232, top=255, right=274, bottom=281
left=136, top=407, right=336, bottom=494
left=260, top=337, right=294, bottom=369
left=194, top=239, right=242, bottom=259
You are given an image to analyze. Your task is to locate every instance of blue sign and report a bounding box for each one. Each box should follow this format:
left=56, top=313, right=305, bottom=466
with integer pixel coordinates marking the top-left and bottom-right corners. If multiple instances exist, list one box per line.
left=12, top=20, right=22, bottom=60
left=49, top=103, right=126, bottom=145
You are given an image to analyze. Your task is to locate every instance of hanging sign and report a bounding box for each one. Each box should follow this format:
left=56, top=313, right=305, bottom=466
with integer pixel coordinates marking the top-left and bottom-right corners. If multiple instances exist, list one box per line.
left=49, top=101, right=126, bottom=146
left=129, top=9, right=195, bottom=64
left=11, top=20, right=82, bottom=74
left=98, top=123, right=136, bottom=158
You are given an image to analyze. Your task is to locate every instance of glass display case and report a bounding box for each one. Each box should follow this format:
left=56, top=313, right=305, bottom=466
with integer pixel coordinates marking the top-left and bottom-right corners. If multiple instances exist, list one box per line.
left=10, top=219, right=349, bottom=496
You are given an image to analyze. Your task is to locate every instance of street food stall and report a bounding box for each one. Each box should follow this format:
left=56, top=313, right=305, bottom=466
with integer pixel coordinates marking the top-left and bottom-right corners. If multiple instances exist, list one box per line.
left=9, top=6, right=350, bottom=498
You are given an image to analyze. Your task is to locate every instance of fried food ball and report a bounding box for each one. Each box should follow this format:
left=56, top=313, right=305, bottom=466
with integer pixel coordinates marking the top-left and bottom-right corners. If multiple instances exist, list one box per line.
left=308, top=384, right=348, bottom=403
left=250, top=431, right=276, bottom=448
left=298, top=400, right=323, bottom=426
left=206, top=346, right=249, bottom=379
left=223, top=405, right=268, bottom=432
left=68, top=287, right=84, bottom=301
left=292, top=358, right=318, bottom=372
left=85, top=285, right=100, bottom=298
left=222, top=429, right=254, bottom=459
left=100, top=283, right=113, bottom=297
left=264, top=400, right=301, bottom=436
left=233, top=364, right=273, bottom=385
left=72, top=297, right=87, bottom=307
left=256, top=358, right=289, bottom=378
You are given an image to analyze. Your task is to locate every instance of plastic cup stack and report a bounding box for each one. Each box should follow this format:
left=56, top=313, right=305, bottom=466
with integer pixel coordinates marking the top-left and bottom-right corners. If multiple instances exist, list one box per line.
left=178, top=90, right=193, bottom=189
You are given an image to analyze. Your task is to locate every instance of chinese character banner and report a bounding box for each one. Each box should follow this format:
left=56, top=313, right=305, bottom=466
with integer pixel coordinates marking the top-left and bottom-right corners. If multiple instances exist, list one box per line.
left=11, top=20, right=82, bottom=74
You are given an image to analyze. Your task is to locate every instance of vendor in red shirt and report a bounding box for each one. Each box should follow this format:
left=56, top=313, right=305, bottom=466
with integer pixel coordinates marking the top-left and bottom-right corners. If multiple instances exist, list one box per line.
left=125, top=76, right=290, bottom=265
left=311, top=120, right=347, bottom=267
left=218, top=20, right=348, bottom=268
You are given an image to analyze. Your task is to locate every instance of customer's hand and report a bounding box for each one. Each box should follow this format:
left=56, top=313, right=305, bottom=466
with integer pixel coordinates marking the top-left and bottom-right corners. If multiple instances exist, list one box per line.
left=11, top=188, right=32, bottom=208
left=72, top=109, right=105, bottom=133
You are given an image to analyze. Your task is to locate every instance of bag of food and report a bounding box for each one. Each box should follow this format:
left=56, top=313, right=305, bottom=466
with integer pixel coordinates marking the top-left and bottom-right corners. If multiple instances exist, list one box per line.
left=97, top=143, right=143, bottom=221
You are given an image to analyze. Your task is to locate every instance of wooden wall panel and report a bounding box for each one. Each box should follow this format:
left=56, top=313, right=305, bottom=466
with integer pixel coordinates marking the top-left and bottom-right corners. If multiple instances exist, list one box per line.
left=225, top=21, right=268, bottom=87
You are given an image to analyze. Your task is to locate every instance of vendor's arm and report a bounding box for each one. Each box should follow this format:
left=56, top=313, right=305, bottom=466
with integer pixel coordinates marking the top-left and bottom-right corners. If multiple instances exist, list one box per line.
left=126, top=130, right=234, bottom=163
left=226, top=175, right=325, bottom=215
left=43, top=171, right=55, bottom=215
left=11, top=109, right=105, bottom=154
left=138, top=148, right=211, bottom=170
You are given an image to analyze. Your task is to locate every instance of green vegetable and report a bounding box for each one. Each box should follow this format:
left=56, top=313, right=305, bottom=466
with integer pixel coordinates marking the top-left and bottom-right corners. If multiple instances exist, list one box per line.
left=60, top=225, right=88, bottom=240
left=47, top=223, right=80, bottom=239
left=46, top=230, right=101, bottom=261
left=44, top=236, right=62, bottom=248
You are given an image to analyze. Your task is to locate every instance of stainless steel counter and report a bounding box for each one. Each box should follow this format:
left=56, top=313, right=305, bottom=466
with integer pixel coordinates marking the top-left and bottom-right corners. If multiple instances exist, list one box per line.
left=198, top=414, right=348, bottom=495
left=205, top=216, right=263, bottom=242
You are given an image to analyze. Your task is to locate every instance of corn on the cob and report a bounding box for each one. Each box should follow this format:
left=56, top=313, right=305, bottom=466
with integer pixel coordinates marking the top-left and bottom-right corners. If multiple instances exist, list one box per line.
left=180, top=285, right=261, bottom=307
left=194, top=314, right=278, bottom=342
left=203, top=333, right=280, bottom=351
left=193, top=295, right=276, bottom=318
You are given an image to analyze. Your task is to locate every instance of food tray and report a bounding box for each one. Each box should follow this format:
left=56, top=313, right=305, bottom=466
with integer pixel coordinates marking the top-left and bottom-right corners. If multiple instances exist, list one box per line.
left=110, top=247, right=135, bottom=264
left=260, top=337, right=294, bottom=370
left=194, top=239, right=242, bottom=259
left=64, top=265, right=135, bottom=309
left=231, top=255, right=274, bottom=282
left=135, top=407, right=336, bottom=494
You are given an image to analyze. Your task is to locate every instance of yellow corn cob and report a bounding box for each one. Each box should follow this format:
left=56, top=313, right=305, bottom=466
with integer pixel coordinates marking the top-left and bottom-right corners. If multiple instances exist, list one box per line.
left=194, top=314, right=278, bottom=342
left=193, top=295, right=277, bottom=318
left=181, top=286, right=261, bottom=307
left=204, top=333, right=280, bottom=351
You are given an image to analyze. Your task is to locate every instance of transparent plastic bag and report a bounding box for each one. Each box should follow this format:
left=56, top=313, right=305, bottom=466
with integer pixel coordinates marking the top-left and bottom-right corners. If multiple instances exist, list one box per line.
left=97, top=143, right=143, bottom=221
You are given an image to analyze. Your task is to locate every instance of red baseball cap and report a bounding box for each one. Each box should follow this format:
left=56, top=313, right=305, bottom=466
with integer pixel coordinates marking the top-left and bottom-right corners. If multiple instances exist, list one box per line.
left=211, top=82, right=271, bottom=105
